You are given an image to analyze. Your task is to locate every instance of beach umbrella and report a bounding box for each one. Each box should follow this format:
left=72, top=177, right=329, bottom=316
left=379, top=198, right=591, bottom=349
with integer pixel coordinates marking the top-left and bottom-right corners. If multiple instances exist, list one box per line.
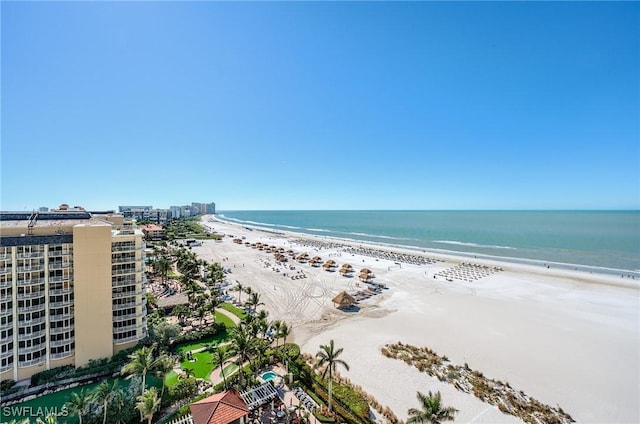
left=331, top=291, right=355, bottom=307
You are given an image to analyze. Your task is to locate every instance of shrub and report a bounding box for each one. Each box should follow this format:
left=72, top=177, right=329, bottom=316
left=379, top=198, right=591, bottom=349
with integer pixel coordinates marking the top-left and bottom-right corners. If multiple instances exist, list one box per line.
left=278, top=343, right=301, bottom=360
left=175, top=322, right=226, bottom=344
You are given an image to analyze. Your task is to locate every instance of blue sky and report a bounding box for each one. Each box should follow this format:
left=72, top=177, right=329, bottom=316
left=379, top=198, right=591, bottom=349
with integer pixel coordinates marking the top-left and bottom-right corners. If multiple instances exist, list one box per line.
left=2, top=1, right=638, bottom=211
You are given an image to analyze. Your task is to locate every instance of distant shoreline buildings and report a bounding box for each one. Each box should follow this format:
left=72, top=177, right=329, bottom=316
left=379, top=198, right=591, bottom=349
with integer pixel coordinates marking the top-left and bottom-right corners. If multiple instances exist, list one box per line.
left=118, top=202, right=216, bottom=223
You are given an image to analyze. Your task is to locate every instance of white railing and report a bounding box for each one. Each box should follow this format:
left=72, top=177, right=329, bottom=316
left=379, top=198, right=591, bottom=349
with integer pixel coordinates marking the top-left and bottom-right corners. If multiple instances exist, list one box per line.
left=166, top=414, right=194, bottom=424
left=50, top=350, right=74, bottom=360
left=50, top=337, right=74, bottom=347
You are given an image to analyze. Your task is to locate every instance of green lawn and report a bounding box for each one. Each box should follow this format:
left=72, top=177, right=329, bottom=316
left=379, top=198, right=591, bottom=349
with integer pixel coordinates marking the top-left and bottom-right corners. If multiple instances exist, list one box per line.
left=175, top=331, right=229, bottom=353
left=165, top=370, right=179, bottom=388
left=222, top=363, right=238, bottom=376
left=220, top=302, right=247, bottom=319
left=215, top=311, right=236, bottom=329
left=181, top=351, right=216, bottom=379
left=0, top=375, right=162, bottom=424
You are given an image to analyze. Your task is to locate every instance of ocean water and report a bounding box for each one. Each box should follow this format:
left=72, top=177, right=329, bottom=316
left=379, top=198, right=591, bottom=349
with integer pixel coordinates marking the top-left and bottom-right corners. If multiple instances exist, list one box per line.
left=217, top=210, right=640, bottom=276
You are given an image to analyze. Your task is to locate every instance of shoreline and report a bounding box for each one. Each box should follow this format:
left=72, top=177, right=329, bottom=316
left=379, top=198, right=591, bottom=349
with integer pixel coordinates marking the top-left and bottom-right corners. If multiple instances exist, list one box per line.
left=210, top=214, right=639, bottom=289
left=193, top=214, right=640, bottom=423
left=215, top=212, right=640, bottom=279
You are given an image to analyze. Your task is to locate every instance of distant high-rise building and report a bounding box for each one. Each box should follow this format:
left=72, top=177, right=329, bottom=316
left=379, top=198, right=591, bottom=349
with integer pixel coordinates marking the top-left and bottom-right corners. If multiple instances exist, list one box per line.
left=0, top=210, right=147, bottom=381
left=118, top=206, right=152, bottom=221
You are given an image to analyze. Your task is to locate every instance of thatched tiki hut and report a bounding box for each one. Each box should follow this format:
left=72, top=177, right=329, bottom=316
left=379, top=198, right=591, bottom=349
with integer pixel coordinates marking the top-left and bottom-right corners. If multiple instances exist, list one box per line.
left=331, top=291, right=356, bottom=308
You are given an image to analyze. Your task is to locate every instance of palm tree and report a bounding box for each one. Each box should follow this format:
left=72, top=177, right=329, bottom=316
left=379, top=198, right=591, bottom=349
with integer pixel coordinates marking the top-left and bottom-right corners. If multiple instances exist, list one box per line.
left=213, top=345, right=232, bottom=390
left=155, top=354, right=177, bottom=400
left=65, top=389, right=92, bottom=424
left=246, top=291, right=264, bottom=314
left=121, top=346, right=158, bottom=396
left=407, top=391, right=458, bottom=424
left=234, top=281, right=245, bottom=304
left=270, top=320, right=282, bottom=345
left=136, top=387, right=161, bottom=424
left=229, top=324, right=258, bottom=388
left=35, top=415, right=57, bottom=424
left=196, top=305, right=208, bottom=326
left=208, top=296, right=220, bottom=321
left=174, top=304, right=190, bottom=324
left=112, top=388, right=127, bottom=424
left=154, top=256, right=171, bottom=285
left=315, top=339, right=350, bottom=412
left=278, top=322, right=291, bottom=346
left=92, top=380, right=118, bottom=424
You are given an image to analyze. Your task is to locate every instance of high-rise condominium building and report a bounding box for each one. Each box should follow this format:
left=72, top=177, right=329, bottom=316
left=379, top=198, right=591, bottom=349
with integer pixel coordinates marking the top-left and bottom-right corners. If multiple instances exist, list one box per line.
left=0, top=210, right=147, bottom=382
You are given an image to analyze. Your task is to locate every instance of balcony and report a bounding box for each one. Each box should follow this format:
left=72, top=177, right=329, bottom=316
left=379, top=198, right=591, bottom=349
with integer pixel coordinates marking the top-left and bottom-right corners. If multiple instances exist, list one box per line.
left=17, top=304, right=46, bottom=314
left=0, top=350, right=13, bottom=360
left=113, top=324, right=140, bottom=333
left=0, top=252, right=12, bottom=260
left=50, top=337, right=74, bottom=348
left=16, top=265, right=45, bottom=273
left=112, top=278, right=142, bottom=288
left=0, top=268, right=12, bottom=276
left=18, top=316, right=46, bottom=326
left=50, top=313, right=74, bottom=322
left=17, top=278, right=45, bottom=287
left=113, top=300, right=142, bottom=311
left=112, top=256, right=138, bottom=264
left=112, top=267, right=142, bottom=276
left=18, top=330, right=46, bottom=341
left=18, top=344, right=46, bottom=355
left=113, top=309, right=143, bottom=321
left=48, top=262, right=71, bottom=270
left=49, top=287, right=73, bottom=296
left=49, top=299, right=74, bottom=309
left=112, top=289, right=142, bottom=299
left=0, top=294, right=12, bottom=303
left=50, top=326, right=73, bottom=335
left=18, top=356, right=46, bottom=367
left=17, top=252, right=45, bottom=259
left=50, top=350, right=74, bottom=360
left=0, top=280, right=11, bottom=289
left=49, top=275, right=72, bottom=283
left=112, top=245, right=140, bottom=252
left=0, top=321, right=13, bottom=331
left=48, top=250, right=72, bottom=258
left=113, top=334, right=141, bottom=345
left=17, top=291, right=45, bottom=301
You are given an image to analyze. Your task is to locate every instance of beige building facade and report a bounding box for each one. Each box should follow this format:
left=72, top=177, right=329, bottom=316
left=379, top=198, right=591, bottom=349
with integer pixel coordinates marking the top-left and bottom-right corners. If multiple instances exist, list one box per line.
left=0, top=210, right=147, bottom=382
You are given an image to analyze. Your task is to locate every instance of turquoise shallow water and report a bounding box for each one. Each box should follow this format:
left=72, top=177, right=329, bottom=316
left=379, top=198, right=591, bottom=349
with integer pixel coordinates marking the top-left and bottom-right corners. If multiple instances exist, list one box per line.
left=218, top=210, right=640, bottom=276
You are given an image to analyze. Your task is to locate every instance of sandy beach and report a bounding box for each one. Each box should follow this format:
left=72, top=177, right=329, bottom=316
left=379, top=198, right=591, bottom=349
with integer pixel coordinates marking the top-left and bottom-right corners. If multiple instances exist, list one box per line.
left=191, top=215, right=639, bottom=424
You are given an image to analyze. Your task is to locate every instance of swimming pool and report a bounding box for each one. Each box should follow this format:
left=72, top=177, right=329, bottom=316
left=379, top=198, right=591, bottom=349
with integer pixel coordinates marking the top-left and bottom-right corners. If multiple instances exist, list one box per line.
left=261, top=371, right=278, bottom=382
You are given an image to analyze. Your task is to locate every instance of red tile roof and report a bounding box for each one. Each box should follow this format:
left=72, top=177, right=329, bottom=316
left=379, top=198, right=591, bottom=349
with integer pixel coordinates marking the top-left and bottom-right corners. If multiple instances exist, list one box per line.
left=191, top=390, right=250, bottom=424
left=141, top=224, right=163, bottom=232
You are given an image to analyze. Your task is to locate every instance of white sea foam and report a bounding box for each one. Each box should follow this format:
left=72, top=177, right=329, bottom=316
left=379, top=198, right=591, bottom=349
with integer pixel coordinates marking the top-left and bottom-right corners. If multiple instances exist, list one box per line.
left=433, top=240, right=517, bottom=250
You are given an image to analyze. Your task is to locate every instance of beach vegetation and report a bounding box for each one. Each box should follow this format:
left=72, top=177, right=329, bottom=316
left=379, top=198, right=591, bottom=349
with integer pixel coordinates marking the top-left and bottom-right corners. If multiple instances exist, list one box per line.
left=382, top=342, right=575, bottom=424
left=407, top=391, right=457, bottom=424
